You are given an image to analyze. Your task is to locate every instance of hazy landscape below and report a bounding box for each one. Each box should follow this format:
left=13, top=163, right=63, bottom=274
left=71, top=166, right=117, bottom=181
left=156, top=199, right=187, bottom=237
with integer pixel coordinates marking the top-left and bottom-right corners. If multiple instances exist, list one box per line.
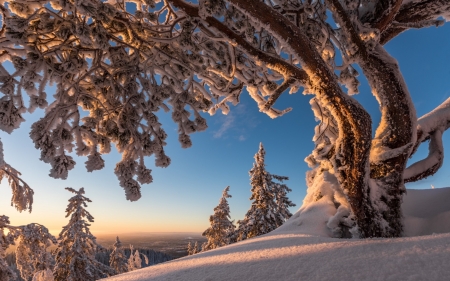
left=96, top=232, right=207, bottom=259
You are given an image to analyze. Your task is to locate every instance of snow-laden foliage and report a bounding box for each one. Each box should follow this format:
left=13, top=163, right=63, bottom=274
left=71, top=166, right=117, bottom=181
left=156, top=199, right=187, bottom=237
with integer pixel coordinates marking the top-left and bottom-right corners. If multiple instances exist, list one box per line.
left=0, top=216, right=16, bottom=281
left=127, top=246, right=148, bottom=272
left=0, top=139, right=33, bottom=213
left=32, top=269, right=54, bottom=281
left=202, top=186, right=236, bottom=251
left=237, top=143, right=295, bottom=240
left=109, top=237, right=128, bottom=275
left=13, top=223, right=57, bottom=281
left=0, top=217, right=56, bottom=281
left=53, top=188, right=113, bottom=281
left=186, top=241, right=201, bottom=256
left=1, top=0, right=450, bottom=238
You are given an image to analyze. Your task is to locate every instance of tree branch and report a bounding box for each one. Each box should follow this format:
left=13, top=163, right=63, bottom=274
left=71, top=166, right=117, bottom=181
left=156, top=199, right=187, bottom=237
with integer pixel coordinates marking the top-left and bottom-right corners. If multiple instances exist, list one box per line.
left=168, top=0, right=309, bottom=85
left=405, top=97, right=450, bottom=182
left=264, top=78, right=296, bottom=110
left=404, top=129, right=443, bottom=183
left=380, top=0, right=450, bottom=44
left=326, top=0, right=368, bottom=59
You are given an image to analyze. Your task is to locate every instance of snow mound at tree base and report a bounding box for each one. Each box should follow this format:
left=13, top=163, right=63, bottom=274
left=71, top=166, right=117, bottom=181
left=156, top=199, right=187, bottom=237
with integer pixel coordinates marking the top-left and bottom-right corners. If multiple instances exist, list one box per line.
left=102, top=188, right=450, bottom=281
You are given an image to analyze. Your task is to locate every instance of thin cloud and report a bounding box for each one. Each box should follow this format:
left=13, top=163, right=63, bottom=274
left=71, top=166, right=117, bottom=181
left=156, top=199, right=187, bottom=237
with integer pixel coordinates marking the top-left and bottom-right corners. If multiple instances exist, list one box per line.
left=213, top=114, right=235, bottom=138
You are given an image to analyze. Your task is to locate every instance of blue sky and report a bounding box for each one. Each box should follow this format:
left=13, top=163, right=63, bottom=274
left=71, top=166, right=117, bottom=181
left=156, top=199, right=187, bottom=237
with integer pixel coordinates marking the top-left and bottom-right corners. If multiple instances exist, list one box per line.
left=1, top=22, right=449, bottom=235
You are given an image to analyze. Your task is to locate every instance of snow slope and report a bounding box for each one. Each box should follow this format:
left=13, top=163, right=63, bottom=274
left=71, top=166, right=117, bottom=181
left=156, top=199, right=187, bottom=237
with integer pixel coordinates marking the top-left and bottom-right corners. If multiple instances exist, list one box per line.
left=102, top=188, right=450, bottom=281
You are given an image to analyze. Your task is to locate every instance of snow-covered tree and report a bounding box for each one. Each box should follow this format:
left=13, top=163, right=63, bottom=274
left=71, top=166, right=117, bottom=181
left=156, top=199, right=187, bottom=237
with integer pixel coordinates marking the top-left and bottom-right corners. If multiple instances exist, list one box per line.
left=127, top=246, right=148, bottom=271
left=2, top=0, right=450, bottom=238
left=237, top=143, right=294, bottom=240
left=109, top=236, right=128, bottom=275
left=187, top=241, right=201, bottom=256
left=53, top=187, right=113, bottom=281
left=272, top=175, right=296, bottom=227
left=0, top=217, right=56, bottom=281
left=13, top=223, right=57, bottom=281
left=202, top=186, right=236, bottom=251
left=186, top=242, right=193, bottom=256
left=0, top=216, right=16, bottom=281
left=0, top=139, right=33, bottom=213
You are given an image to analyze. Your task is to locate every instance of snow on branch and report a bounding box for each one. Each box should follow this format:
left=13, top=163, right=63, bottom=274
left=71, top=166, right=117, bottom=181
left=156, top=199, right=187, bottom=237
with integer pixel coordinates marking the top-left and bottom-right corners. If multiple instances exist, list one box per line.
left=0, top=139, right=34, bottom=212
left=391, top=19, right=445, bottom=29
left=405, top=97, right=450, bottom=183
left=380, top=0, right=450, bottom=44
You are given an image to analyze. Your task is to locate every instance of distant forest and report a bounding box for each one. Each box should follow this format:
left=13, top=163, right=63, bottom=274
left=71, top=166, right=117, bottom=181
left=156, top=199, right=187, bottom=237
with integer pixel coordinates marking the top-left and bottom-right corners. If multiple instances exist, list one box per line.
left=6, top=247, right=173, bottom=280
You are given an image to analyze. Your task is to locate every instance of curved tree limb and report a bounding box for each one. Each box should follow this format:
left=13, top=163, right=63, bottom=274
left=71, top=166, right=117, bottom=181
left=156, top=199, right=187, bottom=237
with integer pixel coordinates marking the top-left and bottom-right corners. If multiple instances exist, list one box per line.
left=405, top=97, right=450, bottom=182
left=404, top=129, right=443, bottom=183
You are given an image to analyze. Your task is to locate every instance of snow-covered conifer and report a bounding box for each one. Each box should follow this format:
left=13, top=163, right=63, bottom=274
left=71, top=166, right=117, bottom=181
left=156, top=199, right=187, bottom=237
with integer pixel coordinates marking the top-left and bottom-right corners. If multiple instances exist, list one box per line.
left=186, top=242, right=194, bottom=256
left=14, top=223, right=57, bottom=281
left=109, top=236, right=128, bottom=274
left=237, top=143, right=294, bottom=241
left=202, top=186, right=236, bottom=251
left=0, top=216, right=16, bottom=281
left=127, top=246, right=148, bottom=271
left=53, top=188, right=113, bottom=281
left=272, top=175, right=296, bottom=227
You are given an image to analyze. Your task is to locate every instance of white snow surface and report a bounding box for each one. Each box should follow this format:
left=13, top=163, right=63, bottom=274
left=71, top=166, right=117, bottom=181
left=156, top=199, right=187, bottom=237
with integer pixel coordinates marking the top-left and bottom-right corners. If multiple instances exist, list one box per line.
left=103, top=187, right=450, bottom=281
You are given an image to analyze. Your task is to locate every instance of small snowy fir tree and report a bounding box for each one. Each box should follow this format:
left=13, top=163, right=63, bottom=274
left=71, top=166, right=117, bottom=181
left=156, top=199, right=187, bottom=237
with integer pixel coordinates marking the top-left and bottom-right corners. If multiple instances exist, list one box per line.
left=237, top=143, right=295, bottom=241
left=187, top=241, right=201, bottom=256
left=202, top=186, right=236, bottom=251
left=0, top=216, right=16, bottom=281
left=127, top=246, right=148, bottom=271
left=13, top=223, right=57, bottom=281
left=186, top=242, right=193, bottom=256
left=53, top=187, right=113, bottom=281
left=109, top=236, right=128, bottom=275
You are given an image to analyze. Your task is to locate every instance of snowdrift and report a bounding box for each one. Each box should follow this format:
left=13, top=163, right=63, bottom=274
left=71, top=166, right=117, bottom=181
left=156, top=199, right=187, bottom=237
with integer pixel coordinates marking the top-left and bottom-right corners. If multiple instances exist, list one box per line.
left=103, top=188, right=450, bottom=281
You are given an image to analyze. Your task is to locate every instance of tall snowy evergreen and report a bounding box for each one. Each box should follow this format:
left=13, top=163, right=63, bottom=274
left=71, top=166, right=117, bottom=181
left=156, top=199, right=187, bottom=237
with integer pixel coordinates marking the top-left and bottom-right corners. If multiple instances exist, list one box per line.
left=202, top=186, right=236, bottom=251
left=237, top=143, right=295, bottom=241
left=109, top=237, right=128, bottom=275
left=53, top=187, right=113, bottom=281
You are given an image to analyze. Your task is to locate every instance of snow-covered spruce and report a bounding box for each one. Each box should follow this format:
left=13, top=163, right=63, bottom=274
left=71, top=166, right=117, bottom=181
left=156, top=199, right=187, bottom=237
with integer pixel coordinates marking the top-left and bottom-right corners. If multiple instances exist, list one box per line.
left=0, top=216, right=16, bottom=281
left=109, top=237, right=128, bottom=275
left=14, top=223, right=57, bottom=281
left=53, top=188, right=114, bottom=281
left=2, top=0, right=450, bottom=238
left=186, top=241, right=202, bottom=256
left=127, top=245, right=148, bottom=272
left=0, top=217, right=56, bottom=281
left=237, top=143, right=295, bottom=241
left=202, top=186, right=236, bottom=251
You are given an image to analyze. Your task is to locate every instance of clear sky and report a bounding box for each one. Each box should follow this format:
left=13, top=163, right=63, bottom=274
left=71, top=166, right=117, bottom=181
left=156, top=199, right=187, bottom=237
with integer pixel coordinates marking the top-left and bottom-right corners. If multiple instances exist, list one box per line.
left=1, top=22, right=449, bottom=236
